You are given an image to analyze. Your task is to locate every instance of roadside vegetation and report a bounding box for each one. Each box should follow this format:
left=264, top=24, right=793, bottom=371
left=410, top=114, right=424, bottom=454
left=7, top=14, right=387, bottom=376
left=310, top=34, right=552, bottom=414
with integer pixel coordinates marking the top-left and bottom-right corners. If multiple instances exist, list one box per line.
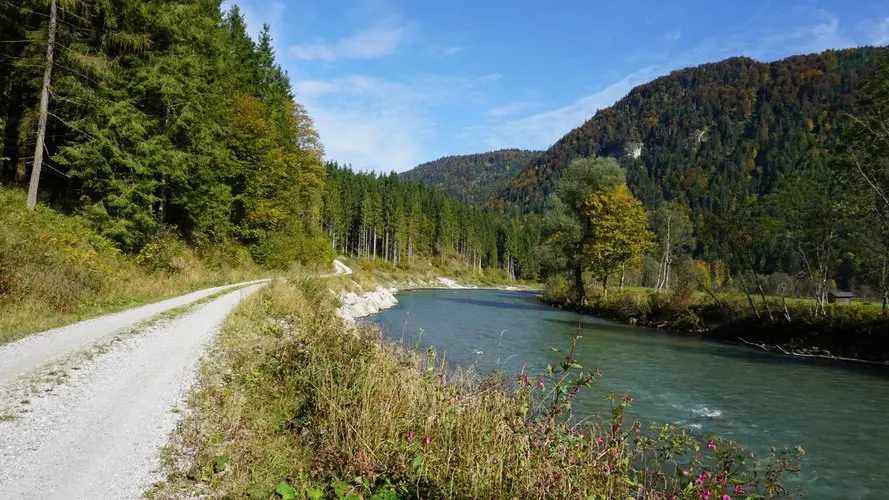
left=153, top=279, right=802, bottom=499
left=0, top=186, right=264, bottom=344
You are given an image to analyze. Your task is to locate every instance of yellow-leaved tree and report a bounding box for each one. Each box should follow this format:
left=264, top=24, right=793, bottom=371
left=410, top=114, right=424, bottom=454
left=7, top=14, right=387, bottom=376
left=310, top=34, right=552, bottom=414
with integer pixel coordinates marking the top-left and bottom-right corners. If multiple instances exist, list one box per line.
left=583, top=185, right=653, bottom=296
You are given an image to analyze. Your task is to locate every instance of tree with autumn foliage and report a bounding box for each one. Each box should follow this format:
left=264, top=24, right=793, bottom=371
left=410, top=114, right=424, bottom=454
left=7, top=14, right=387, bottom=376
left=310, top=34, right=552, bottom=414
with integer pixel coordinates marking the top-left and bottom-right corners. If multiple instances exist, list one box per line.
left=582, top=184, right=653, bottom=296
left=542, top=157, right=625, bottom=304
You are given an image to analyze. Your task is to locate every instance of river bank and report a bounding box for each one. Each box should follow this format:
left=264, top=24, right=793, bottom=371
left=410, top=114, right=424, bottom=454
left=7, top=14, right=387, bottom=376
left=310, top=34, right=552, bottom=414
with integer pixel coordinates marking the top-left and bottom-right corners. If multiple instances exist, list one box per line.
left=152, top=279, right=801, bottom=499
left=541, top=284, right=889, bottom=365
left=336, top=272, right=539, bottom=323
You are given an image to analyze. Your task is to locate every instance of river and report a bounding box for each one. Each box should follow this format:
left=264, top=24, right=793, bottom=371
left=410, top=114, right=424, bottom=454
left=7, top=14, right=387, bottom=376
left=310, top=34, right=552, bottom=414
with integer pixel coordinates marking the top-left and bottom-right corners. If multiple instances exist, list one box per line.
left=367, top=288, right=889, bottom=499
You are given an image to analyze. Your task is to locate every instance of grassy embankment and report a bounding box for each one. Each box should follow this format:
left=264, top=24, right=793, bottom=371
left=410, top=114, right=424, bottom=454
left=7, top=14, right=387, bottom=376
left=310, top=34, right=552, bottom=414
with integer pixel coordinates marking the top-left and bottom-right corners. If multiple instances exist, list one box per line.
left=152, top=276, right=801, bottom=499
left=542, top=277, right=889, bottom=363
left=0, top=186, right=267, bottom=344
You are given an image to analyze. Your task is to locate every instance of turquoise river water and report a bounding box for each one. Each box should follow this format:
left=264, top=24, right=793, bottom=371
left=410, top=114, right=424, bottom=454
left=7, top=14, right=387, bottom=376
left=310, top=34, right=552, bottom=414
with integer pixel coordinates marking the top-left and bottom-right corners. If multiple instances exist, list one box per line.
left=367, top=288, right=889, bottom=499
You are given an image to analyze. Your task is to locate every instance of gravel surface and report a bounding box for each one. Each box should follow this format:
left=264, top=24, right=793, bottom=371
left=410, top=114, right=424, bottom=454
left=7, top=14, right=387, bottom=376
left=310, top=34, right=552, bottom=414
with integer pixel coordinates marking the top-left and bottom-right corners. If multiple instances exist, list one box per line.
left=0, top=278, right=268, bottom=385
left=0, top=283, right=265, bottom=499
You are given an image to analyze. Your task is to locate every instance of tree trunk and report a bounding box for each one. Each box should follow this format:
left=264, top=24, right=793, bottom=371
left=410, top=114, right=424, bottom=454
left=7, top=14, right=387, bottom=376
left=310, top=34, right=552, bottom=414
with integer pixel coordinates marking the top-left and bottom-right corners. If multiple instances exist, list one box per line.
left=26, top=0, right=58, bottom=210
left=619, top=263, right=626, bottom=292
left=573, top=265, right=585, bottom=306
left=603, top=274, right=609, bottom=298
left=373, top=226, right=377, bottom=259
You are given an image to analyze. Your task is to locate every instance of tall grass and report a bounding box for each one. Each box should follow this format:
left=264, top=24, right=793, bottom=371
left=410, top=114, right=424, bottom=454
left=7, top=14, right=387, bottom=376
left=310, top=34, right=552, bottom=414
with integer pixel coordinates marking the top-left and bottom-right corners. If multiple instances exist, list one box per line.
left=0, top=186, right=263, bottom=343
left=154, top=279, right=801, bottom=499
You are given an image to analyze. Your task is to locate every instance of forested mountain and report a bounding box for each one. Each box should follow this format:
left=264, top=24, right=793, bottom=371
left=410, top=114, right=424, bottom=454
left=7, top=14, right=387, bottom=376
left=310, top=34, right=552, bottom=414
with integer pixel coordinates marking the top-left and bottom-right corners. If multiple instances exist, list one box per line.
left=399, top=149, right=541, bottom=204
left=493, top=48, right=887, bottom=228
left=0, top=1, right=327, bottom=266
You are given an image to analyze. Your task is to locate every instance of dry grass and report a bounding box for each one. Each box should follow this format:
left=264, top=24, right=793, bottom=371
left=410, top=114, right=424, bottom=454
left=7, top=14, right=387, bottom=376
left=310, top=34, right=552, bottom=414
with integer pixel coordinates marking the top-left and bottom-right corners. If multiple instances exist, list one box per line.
left=0, top=186, right=265, bottom=344
left=152, top=279, right=800, bottom=499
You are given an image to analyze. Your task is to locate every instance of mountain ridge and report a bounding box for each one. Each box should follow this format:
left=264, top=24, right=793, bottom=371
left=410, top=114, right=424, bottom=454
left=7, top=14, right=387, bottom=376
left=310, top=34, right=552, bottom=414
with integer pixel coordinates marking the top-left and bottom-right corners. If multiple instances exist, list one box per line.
left=398, top=149, right=542, bottom=205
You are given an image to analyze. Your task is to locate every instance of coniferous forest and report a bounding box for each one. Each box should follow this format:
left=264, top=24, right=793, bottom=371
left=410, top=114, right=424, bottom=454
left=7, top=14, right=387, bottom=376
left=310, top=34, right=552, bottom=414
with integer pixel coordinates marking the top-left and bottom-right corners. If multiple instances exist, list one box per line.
left=0, top=0, right=535, bottom=275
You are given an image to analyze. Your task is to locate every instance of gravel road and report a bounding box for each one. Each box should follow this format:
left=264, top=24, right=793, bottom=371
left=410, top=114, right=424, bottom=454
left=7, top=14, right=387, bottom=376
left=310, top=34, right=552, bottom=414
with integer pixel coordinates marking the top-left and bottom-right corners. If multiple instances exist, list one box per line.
left=0, top=283, right=266, bottom=499
left=0, top=279, right=268, bottom=385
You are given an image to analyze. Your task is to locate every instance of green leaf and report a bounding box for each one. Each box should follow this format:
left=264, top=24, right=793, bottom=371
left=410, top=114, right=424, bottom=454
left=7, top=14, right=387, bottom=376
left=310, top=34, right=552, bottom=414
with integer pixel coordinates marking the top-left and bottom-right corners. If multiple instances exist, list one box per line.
left=307, top=487, right=325, bottom=500
left=275, top=481, right=297, bottom=500
left=212, top=456, right=231, bottom=473
left=411, top=454, right=424, bottom=473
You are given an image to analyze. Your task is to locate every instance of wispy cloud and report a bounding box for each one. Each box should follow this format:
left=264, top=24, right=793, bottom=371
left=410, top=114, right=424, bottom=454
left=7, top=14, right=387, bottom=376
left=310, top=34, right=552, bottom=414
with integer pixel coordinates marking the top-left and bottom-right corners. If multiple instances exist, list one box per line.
left=426, top=44, right=465, bottom=57
left=868, top=16, right=889, bottom=45
left=472, top=66, right=660, bottom=150
left=293, top=74, right=484, bottom=172
left=290, top=20, right=414, bottom=62
left=485, top=102, right=543, bottom=120
left=683, top=8, right=858, bottom=63
left=479, top=73, right=503, bottom=82
left=665, top=29, right=682, bottom=42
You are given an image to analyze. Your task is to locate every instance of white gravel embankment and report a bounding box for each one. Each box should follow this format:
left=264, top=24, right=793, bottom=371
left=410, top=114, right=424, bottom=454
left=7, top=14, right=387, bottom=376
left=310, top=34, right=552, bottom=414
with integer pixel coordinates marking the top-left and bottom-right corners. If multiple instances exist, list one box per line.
left=0, top=283, right=266, bottom=499
left=0, top=278, right=269, bottom=385
left=334, top=274, right=525, bottom=323
left=337, top=286, right=399, bottom=323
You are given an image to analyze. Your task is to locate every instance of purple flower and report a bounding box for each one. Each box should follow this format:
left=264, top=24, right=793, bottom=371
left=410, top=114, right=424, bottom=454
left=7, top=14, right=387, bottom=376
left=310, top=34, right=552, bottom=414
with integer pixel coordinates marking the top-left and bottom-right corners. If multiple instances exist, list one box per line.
left=721, top=495, right=731, bottom=500
left=536, top=379, right=544, bottom=389
left=406, top=431, right=415, bottom=443
left=700, top=488, right=712, bottom=500
left=682, top=469, right=690, bottom=476
left=424, top=435, right=431, bottom=446
left=521, top=374, right=529, bottom=386
left=733, top=485, right=745, bottom=495
left=707, top=440, right=717, bottom=450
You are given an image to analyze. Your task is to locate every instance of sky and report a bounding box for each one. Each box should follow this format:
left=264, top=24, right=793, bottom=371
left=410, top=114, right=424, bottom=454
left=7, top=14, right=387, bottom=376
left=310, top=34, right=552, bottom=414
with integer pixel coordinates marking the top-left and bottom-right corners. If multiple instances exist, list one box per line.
left=226, top=0, right=889, bottom=173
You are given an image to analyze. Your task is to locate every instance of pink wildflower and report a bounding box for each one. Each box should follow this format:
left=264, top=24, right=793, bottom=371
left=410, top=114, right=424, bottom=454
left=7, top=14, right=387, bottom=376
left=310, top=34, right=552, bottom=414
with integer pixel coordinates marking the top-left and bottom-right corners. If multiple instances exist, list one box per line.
left=733, top=485, right=745, bottom=495
left=707, top=440, right=717, bottom=450
left=424, top=435, right=431, bottom=446
left=682, top=469, right=690, bottom=476
left=722, top=495, right=731, bottom=500
left=700, top=488, right=711, bottom=500
left=521, top=374, right=529, bottom=385
left=406, top=431, right=415, bottom=443
left=536, top=379, right=544, bottom=389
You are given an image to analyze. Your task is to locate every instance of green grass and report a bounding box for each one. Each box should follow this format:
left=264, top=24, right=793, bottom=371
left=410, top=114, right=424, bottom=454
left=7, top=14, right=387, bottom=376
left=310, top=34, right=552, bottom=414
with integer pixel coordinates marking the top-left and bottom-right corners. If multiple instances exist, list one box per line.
left=151, top=278, right=801, bottom=499
left=0, top=186, right=266, bottom=344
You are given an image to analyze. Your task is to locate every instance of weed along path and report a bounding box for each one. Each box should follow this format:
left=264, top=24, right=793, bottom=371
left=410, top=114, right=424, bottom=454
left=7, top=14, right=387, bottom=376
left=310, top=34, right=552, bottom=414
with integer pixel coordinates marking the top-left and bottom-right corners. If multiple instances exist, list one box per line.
left=0, top=278, right=270, bottom=385
left=0, top=262, right=352, bottom=499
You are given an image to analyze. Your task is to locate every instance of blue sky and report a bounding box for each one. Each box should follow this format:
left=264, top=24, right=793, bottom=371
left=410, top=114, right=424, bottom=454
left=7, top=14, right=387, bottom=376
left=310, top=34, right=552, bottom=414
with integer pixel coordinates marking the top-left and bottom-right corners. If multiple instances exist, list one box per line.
left=227, top=0, right=889, bottom=173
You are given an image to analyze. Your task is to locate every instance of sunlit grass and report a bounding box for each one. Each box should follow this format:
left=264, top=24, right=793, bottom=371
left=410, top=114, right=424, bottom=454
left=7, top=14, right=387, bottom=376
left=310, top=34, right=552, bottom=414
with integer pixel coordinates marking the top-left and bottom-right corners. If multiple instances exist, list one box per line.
left=0, top=186, right=265, bottom=344
left=152, top=278, right=800, bottom=499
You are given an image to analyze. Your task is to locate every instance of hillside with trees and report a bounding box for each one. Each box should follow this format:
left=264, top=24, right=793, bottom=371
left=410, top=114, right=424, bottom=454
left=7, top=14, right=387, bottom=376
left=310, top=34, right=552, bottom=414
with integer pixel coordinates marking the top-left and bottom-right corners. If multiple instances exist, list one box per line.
left=399, top=149, right=541, bottom=204
left=494, top=47, right=885, bottom=221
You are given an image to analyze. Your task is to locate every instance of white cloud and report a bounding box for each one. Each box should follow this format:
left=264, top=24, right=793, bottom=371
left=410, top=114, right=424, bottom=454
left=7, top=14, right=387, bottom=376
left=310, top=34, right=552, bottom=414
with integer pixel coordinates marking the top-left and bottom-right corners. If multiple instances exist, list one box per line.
left=485, top=102, right=543, bottom=120
left=472, top=66, right=659, bottom=150
left=665, top=29, right=682, bottom=42
left=290, top=21, right=413, bottom=62
left=479, top=73, right=503, bottom=82
left=293, top=74, right=481, bottom=172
